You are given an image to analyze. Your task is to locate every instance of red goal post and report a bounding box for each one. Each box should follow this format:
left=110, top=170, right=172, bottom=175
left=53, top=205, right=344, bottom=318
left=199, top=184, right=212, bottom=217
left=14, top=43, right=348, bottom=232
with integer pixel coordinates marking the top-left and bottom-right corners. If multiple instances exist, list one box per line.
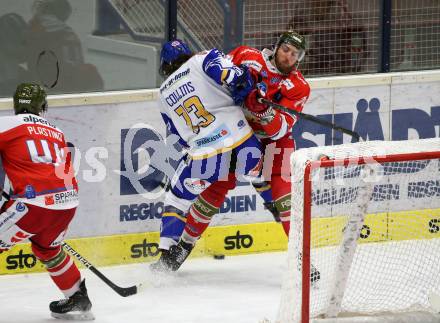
left=277, top=138, right=440, bottom=323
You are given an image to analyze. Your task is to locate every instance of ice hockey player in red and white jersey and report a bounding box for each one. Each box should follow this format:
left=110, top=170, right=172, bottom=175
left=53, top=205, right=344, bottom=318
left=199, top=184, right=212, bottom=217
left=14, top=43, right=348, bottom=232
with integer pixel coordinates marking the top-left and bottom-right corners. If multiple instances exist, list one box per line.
left=151, top=31, right=321, bottom=285
left=0, top=83, right=93, bottom=320
left=175, top=31, right=311, bottom=250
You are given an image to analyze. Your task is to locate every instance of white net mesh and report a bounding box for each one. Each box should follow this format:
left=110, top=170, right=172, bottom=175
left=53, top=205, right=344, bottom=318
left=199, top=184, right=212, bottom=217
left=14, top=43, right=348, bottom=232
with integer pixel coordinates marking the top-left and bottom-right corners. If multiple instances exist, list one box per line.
left=277, top=138, right=440, bottom=323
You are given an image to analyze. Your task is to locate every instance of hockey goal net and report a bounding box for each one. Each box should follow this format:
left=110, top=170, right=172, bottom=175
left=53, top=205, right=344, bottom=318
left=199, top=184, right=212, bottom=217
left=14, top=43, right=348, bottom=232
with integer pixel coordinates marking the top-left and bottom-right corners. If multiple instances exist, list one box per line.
left=277, top=138, right=440, bottom=323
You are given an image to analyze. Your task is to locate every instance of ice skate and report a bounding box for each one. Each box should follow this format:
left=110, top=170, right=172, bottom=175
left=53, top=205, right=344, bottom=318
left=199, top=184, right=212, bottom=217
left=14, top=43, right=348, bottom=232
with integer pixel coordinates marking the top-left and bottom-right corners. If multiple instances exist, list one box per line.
left=50, top=279, right=94, bottom=321
left=150, top=241, right=194, bottom=272
left=150, top=248, right=174, bottom=273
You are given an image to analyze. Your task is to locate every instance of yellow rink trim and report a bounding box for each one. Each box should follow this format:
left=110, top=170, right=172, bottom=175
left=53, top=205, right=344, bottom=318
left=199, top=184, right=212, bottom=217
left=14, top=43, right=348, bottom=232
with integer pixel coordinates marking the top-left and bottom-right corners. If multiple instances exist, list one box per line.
left=2, top=207, right=439, bottom=275
left=311, top=208, right=440, bottom=248
left=311, top=212, right=388, bottom=248
left=389, top=208, right=440, bottom=241
left=0, top=222, right=287, bottom=275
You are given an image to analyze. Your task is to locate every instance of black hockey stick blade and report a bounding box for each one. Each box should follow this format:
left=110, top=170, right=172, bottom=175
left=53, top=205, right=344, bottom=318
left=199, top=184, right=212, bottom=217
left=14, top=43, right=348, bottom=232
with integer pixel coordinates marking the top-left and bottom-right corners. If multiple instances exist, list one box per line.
left=61, top=242, right=140, bottom=297
left=259, top=98, right=361, bottom=141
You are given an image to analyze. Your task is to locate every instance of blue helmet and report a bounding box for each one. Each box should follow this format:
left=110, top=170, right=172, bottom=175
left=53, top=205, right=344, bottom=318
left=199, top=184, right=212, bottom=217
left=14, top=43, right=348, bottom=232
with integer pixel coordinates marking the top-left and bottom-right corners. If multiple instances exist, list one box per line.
left=159, top=39, right=193, bottom=77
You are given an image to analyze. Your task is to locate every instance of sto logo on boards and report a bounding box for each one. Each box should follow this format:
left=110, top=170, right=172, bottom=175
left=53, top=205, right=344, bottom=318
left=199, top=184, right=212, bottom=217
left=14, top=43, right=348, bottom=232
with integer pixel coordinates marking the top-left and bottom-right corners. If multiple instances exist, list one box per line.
left=6, top=249, right=37, bottom=270
left=224, top=231, right=254, bottom=250
left=359, top=224, right=371, bottom=239
left=429, top=219, right=440, bottom=234
left=130, top=239, right=160, bottom=258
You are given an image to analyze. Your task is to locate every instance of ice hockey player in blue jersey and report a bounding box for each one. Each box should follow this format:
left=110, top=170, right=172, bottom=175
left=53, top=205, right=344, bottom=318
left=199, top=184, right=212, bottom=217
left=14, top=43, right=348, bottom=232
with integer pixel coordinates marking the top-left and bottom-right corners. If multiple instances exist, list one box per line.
left=151, top=39, right=263, bottom=272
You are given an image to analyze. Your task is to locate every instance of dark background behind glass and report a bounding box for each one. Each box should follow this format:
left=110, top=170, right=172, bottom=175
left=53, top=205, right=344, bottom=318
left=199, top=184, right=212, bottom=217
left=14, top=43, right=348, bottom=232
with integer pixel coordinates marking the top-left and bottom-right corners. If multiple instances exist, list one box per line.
left=0, top=0, right=439, bottom=98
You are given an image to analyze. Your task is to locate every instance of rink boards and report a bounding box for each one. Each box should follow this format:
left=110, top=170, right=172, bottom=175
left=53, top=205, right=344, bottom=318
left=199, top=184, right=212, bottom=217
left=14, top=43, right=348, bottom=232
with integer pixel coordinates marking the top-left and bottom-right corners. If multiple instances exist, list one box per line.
left=0, top=71, right=439, bottom=275
left=311, top=208, right=440, bottom=248
left=1, top=207, right=440, bottom=275
left=0, top=221, right=287, bottom=275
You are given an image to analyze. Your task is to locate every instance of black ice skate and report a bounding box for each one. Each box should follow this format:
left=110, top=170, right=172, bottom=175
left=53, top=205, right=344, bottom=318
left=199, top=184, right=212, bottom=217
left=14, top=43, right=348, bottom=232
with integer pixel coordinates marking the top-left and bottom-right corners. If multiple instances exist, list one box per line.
left=150, top=241, right=194, bottom=272
left=150, top=248, right=173, bottom=272
left=50, top=279, right=94, bottom=321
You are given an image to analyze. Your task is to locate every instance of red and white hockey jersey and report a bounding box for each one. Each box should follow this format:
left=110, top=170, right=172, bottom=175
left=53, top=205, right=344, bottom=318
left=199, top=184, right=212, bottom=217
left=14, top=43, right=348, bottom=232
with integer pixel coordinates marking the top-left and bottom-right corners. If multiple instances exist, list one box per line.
left=228, top=46, right=310, bottom=139
left=0, top=114, right=78, bottom=209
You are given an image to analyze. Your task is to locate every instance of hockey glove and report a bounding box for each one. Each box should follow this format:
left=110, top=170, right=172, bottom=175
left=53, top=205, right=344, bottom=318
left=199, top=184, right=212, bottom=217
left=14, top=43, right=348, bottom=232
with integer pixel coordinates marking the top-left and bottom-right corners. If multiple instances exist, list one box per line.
left=244, top=82, right=269, bottom=114
left=229, top=65, right=254, bottom=105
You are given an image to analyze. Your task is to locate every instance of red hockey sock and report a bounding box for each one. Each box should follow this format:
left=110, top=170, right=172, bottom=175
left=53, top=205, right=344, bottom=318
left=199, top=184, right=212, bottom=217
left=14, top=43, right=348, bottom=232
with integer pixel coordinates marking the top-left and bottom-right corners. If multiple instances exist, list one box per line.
left=279, top=210, right=291, bottom=237
left=280, top=220, right=290, bottom=236
left=181, top=204, right=213, bottom=244
left=181, top=174, right=235, bottom=244
left=37, top=247, right=81, bottom=297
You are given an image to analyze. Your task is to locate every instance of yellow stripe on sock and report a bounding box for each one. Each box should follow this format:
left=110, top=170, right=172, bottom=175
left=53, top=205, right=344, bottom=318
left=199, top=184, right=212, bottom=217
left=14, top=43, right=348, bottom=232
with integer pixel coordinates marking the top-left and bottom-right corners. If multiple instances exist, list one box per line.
left=254, top=184, right=271, bottom=192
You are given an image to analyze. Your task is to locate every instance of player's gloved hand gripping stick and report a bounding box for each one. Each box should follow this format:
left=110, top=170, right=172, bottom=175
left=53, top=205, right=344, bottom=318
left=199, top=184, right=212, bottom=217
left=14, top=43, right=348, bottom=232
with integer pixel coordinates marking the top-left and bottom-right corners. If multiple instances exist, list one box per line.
left=0, top=188, right=142, bottom=297
left=258, top=98, right=361, bottom=141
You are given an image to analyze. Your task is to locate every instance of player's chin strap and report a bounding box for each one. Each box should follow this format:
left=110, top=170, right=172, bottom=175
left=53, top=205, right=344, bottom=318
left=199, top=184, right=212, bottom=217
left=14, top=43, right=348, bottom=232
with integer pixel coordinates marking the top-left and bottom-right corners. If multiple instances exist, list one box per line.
left=258, top=98, right=362, bottom=141
left=0, top=187, right=143, bottom=297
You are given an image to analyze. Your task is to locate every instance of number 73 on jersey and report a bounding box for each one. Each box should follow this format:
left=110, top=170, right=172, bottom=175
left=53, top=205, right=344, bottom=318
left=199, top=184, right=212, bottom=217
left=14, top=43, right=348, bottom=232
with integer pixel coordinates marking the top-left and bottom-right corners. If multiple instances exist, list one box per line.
left=174, top=95, right=215, bottom=134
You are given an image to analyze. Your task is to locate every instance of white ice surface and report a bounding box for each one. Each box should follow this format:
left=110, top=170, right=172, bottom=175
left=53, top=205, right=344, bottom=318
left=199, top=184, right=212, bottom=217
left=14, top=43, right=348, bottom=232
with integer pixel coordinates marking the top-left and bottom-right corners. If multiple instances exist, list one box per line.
left=0, top=252, right=286, bottom=323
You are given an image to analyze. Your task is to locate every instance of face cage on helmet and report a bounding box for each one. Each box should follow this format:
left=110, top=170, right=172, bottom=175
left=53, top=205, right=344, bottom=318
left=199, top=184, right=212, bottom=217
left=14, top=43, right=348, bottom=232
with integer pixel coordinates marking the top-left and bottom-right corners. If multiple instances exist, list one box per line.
left=296, top=49, right=306, bottom=62
left=277, top=41, right=306, bottom=62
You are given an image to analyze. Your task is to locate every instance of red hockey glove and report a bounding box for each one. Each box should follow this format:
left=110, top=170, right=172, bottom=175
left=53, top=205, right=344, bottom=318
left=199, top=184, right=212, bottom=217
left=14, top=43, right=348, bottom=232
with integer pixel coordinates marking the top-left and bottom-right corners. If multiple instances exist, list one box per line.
left=248, top=66, right=261, bottom=83
left=244, top=82, right=269, bottom=113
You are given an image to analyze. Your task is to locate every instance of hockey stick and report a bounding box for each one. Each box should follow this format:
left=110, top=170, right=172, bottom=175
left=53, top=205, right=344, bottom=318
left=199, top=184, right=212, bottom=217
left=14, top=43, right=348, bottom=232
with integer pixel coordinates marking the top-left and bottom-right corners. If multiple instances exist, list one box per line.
left=0, top=188, right=140, bottom=297
left=258, top=98, right=361, bottom=141
left=60, top=242, right=139, bottom=297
